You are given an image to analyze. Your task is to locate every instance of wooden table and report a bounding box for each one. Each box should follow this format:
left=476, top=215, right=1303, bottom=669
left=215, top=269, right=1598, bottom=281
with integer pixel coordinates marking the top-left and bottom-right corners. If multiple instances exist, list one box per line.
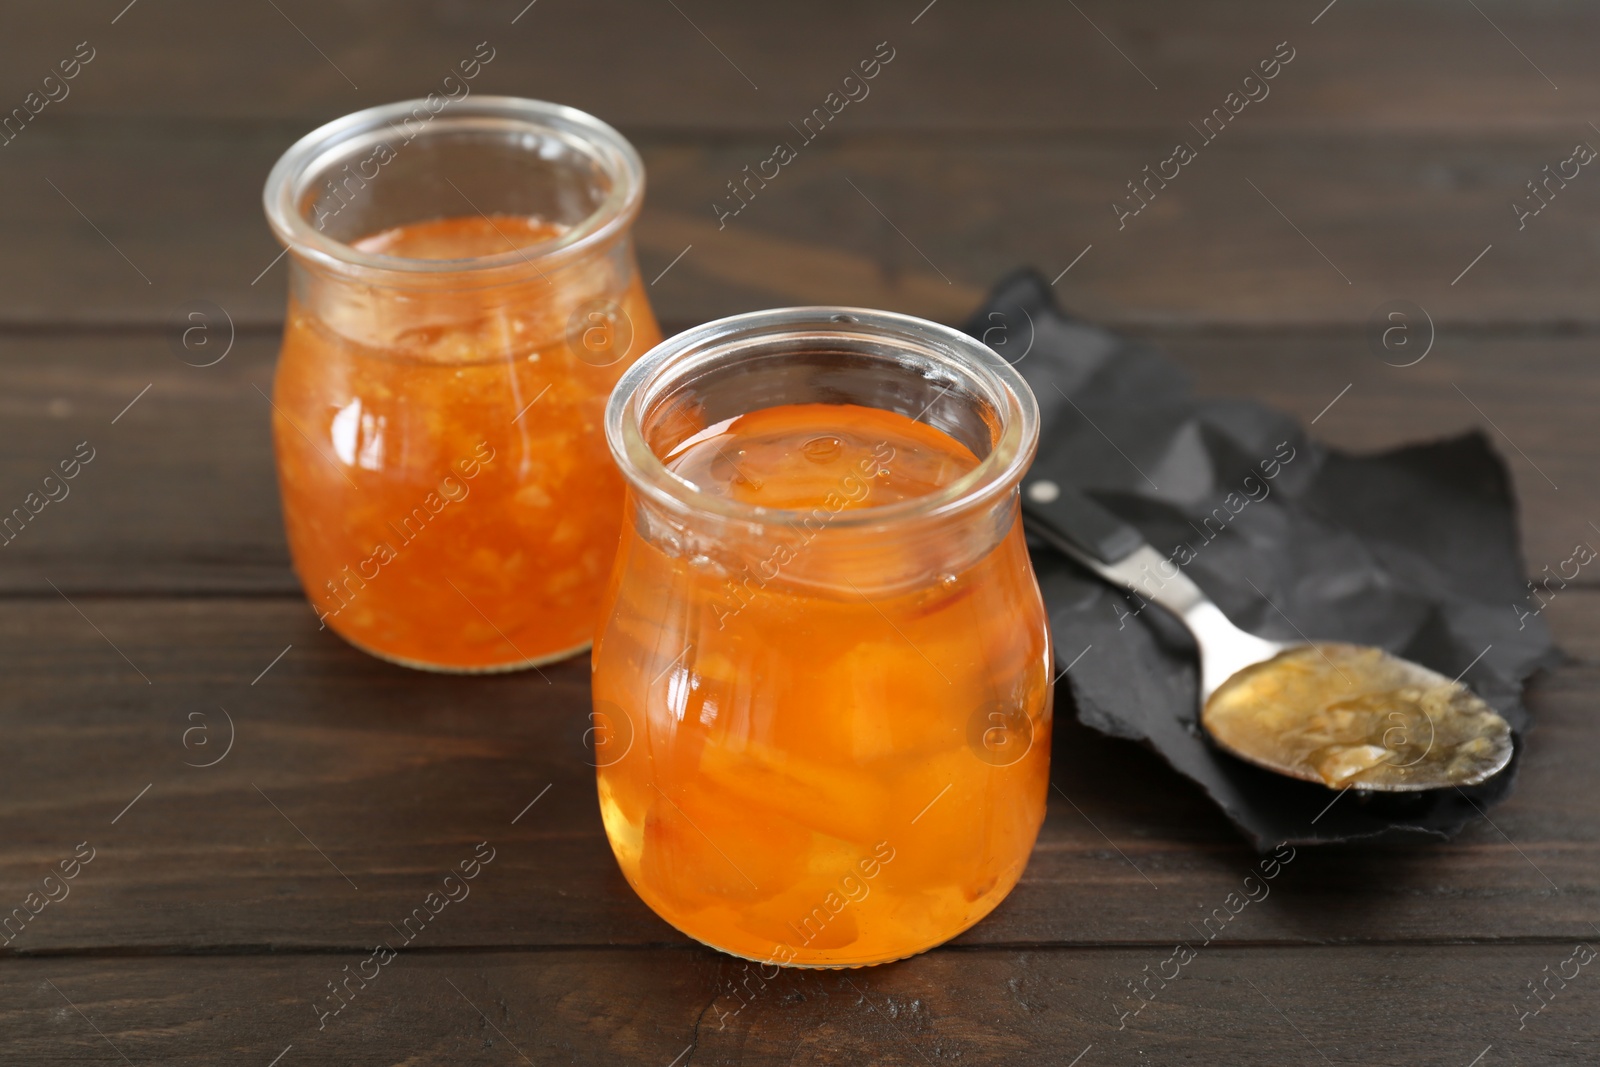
left=3, top=3, right=1596, bottom=1063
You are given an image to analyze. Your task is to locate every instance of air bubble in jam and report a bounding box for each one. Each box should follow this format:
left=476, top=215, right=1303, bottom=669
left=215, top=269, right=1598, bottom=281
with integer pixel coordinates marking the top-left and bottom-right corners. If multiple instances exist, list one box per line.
left=801, top=435, right=844, bottom=463
left=1202, top=643, right=1514, bottom=790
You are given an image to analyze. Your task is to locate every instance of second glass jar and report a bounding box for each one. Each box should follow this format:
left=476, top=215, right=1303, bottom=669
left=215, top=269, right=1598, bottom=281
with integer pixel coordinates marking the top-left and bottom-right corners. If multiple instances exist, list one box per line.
left=263, top=97, right=661, bottom=671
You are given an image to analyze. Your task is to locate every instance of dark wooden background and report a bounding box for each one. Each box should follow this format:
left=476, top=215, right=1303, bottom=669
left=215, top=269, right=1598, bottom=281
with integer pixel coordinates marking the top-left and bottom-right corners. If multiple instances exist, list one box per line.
left=2, top=2, right=1597, bottom=1063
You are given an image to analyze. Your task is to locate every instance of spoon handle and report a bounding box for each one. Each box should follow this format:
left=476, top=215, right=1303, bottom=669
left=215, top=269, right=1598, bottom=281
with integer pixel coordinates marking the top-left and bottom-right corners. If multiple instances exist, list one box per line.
left=1019, top=479, right=1210, bottom=615
left=1020, top=479, right=1282, bottom=698
left=1019, top=482, right=1146, bottom=565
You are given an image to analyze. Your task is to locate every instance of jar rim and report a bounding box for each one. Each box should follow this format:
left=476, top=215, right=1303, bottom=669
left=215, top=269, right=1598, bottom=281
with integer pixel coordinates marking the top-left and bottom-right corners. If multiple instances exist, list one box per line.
left=262, top=96, right=645, bottom=281
left=606, top=307, right=1041, bottom=530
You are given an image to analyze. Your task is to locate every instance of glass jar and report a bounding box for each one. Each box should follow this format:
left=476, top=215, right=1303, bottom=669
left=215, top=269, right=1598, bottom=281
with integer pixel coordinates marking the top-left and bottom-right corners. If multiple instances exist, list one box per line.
left=593, top=307, right=1051, bottom=967
left=263, top=97, right=660, bottom=671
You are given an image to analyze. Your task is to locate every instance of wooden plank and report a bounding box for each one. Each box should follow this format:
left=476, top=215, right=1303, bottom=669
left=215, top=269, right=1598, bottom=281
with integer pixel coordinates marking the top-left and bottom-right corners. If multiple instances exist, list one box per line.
left=1153, top=329, right=1595, bottom=587
left=1, top=330, right=1593, bottom=594
left=0, top=1, right=1593, bottom=132
left=2, top=943, right=1592, bottom=1064
left=1, top=128, right=1599, bottom=329
left=0, top=595, right=1592, bottom=956
left=0, top=333, right=286, bottom=595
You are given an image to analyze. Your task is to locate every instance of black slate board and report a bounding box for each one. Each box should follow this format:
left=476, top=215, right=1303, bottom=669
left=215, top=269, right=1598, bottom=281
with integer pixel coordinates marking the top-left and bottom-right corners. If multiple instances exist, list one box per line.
left=964, top=270, right=1562, bottom=847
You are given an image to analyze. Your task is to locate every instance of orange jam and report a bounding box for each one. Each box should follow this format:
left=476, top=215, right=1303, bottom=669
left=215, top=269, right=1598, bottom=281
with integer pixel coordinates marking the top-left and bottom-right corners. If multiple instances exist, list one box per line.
left=593, top=402, right=1052, bottom=967
left=271, top=214, right=661, bottom=670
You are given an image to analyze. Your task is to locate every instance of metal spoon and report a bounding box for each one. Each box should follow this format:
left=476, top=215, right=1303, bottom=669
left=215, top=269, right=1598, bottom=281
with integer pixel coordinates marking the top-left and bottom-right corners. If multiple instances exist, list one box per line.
left=1020, top=479, right=1514, bottom=791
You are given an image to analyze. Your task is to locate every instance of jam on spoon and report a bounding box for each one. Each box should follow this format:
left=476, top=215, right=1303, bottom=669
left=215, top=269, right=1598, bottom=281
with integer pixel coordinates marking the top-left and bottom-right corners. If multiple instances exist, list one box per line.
left=1201, top=642, right=1512, bottom=789
left=1020, top=481, right=1514, bottom=792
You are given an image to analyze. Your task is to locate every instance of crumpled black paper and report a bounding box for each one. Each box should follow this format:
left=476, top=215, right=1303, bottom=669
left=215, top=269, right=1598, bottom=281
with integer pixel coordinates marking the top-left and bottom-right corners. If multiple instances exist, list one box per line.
left=963, top=270, right=1561, bottom=847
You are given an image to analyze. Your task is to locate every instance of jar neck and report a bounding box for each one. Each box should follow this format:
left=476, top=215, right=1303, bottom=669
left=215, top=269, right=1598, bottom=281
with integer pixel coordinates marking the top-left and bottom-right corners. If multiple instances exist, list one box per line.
left=264, top=97, right=647, bottom=359
left=627, top=477, right=1023, bottom=602
left=287, top=232, right=640, bottom=359
left=607, top=307, right=1041, bottom=599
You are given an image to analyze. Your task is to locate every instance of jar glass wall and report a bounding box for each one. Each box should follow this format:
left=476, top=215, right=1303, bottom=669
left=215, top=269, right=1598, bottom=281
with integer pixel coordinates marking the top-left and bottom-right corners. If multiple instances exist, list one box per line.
left=593, top=308, right=1052, bottom=967
left=263, top=97, right=661, bottom=671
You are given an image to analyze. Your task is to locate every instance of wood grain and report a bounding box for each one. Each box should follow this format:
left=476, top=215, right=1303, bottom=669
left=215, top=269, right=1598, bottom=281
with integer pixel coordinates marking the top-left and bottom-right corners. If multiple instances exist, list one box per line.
left=1, top=331, right=1592, bottom=595
left=0, top=595, right=1591, bottom=957
left=1, top=128, right=1598, bottom=328
left=0, top=0, right=1593, bottom=132
left=2, top=944, right=1591, bottom=1065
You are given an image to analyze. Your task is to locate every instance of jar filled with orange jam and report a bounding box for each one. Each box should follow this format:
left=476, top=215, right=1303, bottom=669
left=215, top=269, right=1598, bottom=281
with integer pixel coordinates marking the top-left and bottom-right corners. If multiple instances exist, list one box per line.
left=594, top=308, right=1051, bottom=967
left=262, top=98, right=660, bottom=670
